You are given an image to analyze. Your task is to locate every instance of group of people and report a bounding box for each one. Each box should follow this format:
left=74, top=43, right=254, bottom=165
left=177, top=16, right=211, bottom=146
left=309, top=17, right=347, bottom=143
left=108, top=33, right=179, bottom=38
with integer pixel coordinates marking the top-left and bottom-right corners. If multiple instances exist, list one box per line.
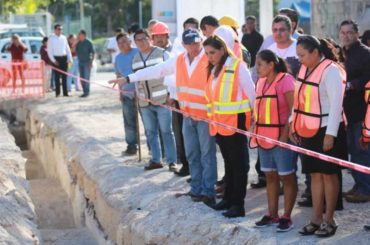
left=40, top=24, right=95, bottom=98
left=106, top=8, right=370, bottom=237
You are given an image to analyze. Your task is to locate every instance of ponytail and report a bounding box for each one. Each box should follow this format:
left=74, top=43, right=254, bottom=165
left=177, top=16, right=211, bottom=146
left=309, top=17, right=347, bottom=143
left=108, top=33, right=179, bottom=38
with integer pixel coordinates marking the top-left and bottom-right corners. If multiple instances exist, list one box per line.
left=318, top=38, right=339, bottom=62
left=257, top=49, right=288, bottom=73
left=275, top=57, right=288, bottom=73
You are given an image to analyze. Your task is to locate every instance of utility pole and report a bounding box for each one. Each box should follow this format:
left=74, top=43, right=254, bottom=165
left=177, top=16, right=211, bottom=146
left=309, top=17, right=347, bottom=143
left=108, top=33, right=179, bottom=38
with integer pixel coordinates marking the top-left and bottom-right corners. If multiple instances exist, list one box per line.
left=139, top=0, right=143, bottom=28
left=79, top=0, right=85, bottom=29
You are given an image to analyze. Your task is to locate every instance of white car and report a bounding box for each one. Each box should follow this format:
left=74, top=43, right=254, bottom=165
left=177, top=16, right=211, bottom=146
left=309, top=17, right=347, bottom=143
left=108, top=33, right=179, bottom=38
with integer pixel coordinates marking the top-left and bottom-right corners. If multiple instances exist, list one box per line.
left=0, top=36, right=43, bottom=61
left=0, top=37, right=44, bottom=87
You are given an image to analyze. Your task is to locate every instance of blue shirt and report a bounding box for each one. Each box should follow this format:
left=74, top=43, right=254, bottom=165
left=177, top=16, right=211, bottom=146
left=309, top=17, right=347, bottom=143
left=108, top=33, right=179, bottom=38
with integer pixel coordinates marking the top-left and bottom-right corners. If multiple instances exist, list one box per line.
left=114, top=48, right=138, bottom=98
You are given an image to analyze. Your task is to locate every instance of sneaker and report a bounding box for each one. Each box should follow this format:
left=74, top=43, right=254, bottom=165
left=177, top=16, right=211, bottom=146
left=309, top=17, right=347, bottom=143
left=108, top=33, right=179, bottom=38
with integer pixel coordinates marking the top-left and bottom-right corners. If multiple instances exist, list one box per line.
left=277, top=217, right=294, bottom=232
left=168, top=163, right=177, bottom=172
left=121, top=147, right=137, bottom=156
left=298, top=197, right=313, bottom=207
left=343, top=185, right=357, bottom=197
left=345, top=192, right=370, bottom=203
left=144, top=161, right=163, bottom=170
left=251, top=177, right=267, bottom=189
left=174, top=166, right=190, bottom=177
left=255, top=215, right=279, bottom=227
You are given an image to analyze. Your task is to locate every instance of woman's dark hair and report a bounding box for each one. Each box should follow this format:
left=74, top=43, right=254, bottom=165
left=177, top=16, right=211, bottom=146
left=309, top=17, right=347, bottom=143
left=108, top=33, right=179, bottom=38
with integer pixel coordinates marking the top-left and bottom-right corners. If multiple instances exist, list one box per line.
left=361, top=30, right=370, bottom=47
left=297, top=35, right=339, bottom=62
left=203, top=35, right=232, bottom=78
left=324, top=38, right=345, bottom=63
left=257, top=49, right=287, bottom=73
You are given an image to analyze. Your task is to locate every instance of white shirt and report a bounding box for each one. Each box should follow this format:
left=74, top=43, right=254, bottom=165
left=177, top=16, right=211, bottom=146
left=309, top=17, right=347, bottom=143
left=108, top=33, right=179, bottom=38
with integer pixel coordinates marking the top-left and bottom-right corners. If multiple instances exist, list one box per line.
left=318, top=63, right=344, bottom=136
left=129, top=49, right=206, bottom=98
left=47, top=34, right=72, bottom=63
left=107, top=36, right=119, bottom=64
left=251, top=40, right=298, bottom=83
left=210, top=57, right=256, bottom=108
left=259, top=32, right=301, bottom=51
left=162, top=41, right=184, bottom=99
left=267, top=40, right=298, bottom=59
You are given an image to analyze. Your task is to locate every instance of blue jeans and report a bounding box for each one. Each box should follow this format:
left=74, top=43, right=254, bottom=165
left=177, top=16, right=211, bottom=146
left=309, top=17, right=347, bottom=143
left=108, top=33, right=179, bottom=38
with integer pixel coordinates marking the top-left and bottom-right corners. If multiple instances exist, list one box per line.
left=67, top=57, right=79, bottom=91
left=50, top=70, right=55, bottom=89
left=140, top=105, right=176, bottom=164
left=182, top=117, right=217, bottom=197
left=347, top=122, right=370, bottom=195
left=122, top=96, right=138, bottom=150
left=79, top=61, right=91, bottom=95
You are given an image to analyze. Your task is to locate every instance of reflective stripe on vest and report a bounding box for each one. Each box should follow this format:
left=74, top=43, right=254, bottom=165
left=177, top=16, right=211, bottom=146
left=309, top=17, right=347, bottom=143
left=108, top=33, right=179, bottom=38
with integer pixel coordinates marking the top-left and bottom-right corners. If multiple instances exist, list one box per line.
left=212, top=100, right=251, bottom=114
left=175, top=52, right=209, bottom=119
left=249, top=72, right=286, bottom=149
left=292, top=59, right=333, bottom=138
left=132, top=47, right=168, bottom=107
left=179, top=101, right=208, bottom=110
left=363, top=81, right=370, bottom=142
left=176, top=86, right=205, bottom=97
left=205, top=57, right=252, bottom=136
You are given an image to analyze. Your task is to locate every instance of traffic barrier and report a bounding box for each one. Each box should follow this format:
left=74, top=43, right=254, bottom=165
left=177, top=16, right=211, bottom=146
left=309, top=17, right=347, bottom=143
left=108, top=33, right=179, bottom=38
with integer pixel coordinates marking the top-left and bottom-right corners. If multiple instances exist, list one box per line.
left=0, top=60, right=45, bottom=98
left=49, top=65, right=370, bottom=175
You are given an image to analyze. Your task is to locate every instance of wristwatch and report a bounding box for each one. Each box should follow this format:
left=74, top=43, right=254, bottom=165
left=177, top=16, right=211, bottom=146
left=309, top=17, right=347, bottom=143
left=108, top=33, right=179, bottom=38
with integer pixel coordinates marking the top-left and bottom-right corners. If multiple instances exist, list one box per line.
left=125, top=76, right=130, bottom=83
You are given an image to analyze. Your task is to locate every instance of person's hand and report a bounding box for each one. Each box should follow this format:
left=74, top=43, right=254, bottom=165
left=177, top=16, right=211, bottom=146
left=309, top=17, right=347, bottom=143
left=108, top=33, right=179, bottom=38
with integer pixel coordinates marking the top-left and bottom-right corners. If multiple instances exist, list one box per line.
left=288, top=126, right=299, bottom=145
left=323, top=134, right=334, bottom=152
left=54, top=60, right=59, bottom=66
left=359, top=137, right=369, bottom=151
left=279, top=133, right=289, bottom=143
left=166, top=97, right=175, bottom=106
left=108, top=77, right=127, bottom=88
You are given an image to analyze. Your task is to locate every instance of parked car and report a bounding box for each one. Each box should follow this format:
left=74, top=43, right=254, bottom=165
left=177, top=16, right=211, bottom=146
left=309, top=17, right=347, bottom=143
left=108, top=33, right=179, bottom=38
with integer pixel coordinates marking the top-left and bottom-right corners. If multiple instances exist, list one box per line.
left=0, top=27, right=45, bottom=39
left=94, top=38, right=112, bottom=65
left=0, top=36, right=44, bottom=86
left=0, top=36, right=43, bottom=61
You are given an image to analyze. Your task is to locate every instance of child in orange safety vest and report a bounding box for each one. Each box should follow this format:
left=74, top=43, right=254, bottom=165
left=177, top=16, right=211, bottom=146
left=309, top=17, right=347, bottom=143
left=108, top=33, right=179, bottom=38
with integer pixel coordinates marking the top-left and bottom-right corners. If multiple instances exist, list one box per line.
left=250, top=49, right=297, bottom=232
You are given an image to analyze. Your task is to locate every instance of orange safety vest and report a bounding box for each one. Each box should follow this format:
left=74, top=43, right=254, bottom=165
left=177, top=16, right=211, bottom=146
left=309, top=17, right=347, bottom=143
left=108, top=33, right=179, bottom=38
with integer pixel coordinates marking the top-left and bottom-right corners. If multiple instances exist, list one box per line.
left=250, top=72, right=286, bottom=149
left=176, top=53, right=209, bottom=120
left=205, top=57, right=252, bottom=136
left=363, top=81, right=370, bottom=143
left=292, top=59, right=345, bottom=138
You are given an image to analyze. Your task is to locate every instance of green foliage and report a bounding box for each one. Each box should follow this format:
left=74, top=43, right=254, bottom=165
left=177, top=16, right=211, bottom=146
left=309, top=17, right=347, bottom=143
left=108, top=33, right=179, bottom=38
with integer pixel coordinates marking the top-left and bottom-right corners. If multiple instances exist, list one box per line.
left=1, top=0, right=152, bottom=37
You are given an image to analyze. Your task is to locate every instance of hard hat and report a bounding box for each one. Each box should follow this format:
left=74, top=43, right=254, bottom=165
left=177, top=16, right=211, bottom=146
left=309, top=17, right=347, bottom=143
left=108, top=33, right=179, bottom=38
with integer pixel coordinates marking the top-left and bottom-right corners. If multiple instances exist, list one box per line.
left=151, top=21, right=170, bottom=36
left=214, top=26, right=237, bottom=51
left=219, top=16, right=240, bottom=29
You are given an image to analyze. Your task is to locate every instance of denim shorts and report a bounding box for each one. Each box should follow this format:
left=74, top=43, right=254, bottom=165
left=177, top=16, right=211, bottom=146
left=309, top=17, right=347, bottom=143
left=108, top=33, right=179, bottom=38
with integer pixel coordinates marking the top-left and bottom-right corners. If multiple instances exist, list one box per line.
left=258, top=146, right=296, bottom=176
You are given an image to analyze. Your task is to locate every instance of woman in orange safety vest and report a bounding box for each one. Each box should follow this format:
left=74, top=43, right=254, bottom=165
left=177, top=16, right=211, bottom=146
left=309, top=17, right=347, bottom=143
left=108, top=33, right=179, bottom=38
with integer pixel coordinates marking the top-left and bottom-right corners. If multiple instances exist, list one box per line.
left=360, top=81, right=370, bottom=232
left=290, top=35, right=348, bottom=237
left=203, top=35, right=255, bottom=218
left=361, top=81, right=370, bottom=145
left=251, top=49, right=297, bottom=232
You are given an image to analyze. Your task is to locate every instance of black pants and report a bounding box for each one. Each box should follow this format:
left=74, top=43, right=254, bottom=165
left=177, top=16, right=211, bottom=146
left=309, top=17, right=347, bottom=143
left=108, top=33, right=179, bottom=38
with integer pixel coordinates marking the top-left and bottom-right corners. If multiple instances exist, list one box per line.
left=172, top=100, right=188, bottom=167
left=54, top=56, right=68, bottom=96
left=216, top=114, right=249, bottom=206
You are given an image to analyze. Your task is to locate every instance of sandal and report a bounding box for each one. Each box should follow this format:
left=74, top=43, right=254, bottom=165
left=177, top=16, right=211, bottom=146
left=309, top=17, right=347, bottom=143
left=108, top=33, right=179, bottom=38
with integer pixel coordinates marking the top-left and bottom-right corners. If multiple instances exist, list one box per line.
left=299, top=222, right=320, bottom=235
left=315, top=223, right=338, bottom=237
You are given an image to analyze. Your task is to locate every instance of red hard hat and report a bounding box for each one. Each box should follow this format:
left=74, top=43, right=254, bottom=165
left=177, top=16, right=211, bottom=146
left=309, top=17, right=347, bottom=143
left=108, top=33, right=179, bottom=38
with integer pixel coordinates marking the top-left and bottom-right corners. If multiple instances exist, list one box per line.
left=151, top=21, right=170, bottom=36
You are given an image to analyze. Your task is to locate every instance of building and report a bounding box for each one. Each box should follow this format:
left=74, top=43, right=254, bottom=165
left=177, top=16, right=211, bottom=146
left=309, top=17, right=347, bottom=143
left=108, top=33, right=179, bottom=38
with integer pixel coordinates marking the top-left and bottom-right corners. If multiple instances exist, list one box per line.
left=311, top=0, right=370, bottom=40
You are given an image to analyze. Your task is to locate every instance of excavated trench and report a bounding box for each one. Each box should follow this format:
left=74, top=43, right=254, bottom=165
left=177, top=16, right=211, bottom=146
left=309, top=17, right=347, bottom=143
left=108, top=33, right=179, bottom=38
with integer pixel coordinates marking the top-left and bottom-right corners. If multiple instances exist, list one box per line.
left=0, top=108, right=105, bottom=245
